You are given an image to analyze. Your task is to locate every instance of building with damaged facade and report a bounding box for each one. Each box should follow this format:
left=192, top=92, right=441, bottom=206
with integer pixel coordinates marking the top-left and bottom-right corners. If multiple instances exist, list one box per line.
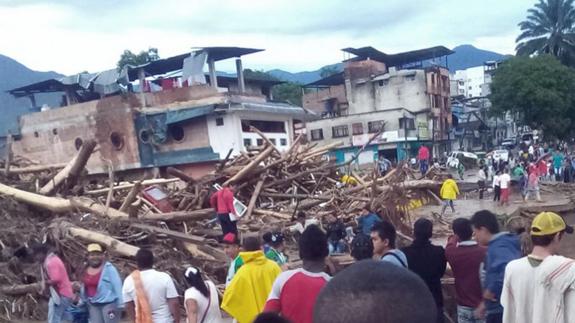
left=303, top=46, right=453, bottom=165
left=7, top=47, right=315, bottom=178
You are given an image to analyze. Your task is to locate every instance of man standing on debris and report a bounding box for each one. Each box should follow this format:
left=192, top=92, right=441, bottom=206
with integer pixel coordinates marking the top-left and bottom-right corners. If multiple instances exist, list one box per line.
left=222, top=236, right=281, bottom=323
left=445, top=218, right=487, bottom=323
left=33, top=244, right=74, bottom=323
left=418, top=145, right=430, bottom=175
left=378, top=156, right=393, bottom=176
left=265, top=232, right=288, bottom=270
left=370, top=220, right=408, bottom=268
left=440, top=174, right=459, bottom=216
left=264, top=225, right=331, bottom=323
left=122, top=249, right=180, bottom=323
left=357, top=205, right=382, bottom=237
left=402, top=218, right=447, bottom=323
left=210, top=183, right=238, bottom=237
left=222, top=233, right=243, bottom=287
left=501, top=212, right=575, bottom=323
left=81, top=244, right=123, bottom=323
left=470, top=210, right=521, bottom=323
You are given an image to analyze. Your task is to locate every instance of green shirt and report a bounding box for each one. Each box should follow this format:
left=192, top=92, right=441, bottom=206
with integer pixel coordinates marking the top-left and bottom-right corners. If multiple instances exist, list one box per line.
left=265, top=248, right=287, bottom=266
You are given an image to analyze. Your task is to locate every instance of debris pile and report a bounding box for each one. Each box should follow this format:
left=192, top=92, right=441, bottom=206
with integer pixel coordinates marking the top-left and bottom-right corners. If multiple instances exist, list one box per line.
left=0, top=132, right=447, bottom=321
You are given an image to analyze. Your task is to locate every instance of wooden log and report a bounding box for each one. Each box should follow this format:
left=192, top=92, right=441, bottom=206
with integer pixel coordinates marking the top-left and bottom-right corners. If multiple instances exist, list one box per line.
left=0, top=282, right=42, bottom=296
left=167, top=167, right=196, bottom=184
left=224, top=146, right=274, bottom=186
left=284, top=134, right=304, bottom=158
left=66, top=225, right=139, bottom=257
left=130, top=223, right=205, bottom=244
left=119, top=181, right=143, bottom=213
left=249, top=126, right=281, bottom=154
left=426, top=189, right=443, bottom=206
left=245, top=178, right=265, bottom=219
left=253, top=209, right=292, bottom=220
left=265, top=163, right=338, bottom=188
left=377, top=180, right=440, bottom=193
left=140, top=208, right=214, bottom=222
left=103, top=160, right=115, bottom=211
left=70, top=197, right=130, bottom=219
left=0, top=182, right=72, bottom=213
left=260, top=192, right=332, bottom=200
left=85, top=178, right=180, bottom=195
left=216, top=148, right=234, bottom=171
left=8, top=163, right=68, bottom=174
left=300, top=141, right=343, bottom=160
left=39, top=139, right=97, bottom=195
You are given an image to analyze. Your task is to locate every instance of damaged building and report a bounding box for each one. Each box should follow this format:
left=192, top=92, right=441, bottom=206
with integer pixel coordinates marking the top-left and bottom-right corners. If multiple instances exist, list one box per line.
left=7, top=47, right=315, bottom=178
left=303, top=46, right=453, bottom=164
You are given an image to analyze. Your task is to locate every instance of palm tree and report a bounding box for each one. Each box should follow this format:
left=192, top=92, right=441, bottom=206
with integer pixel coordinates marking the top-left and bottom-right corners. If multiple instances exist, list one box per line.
left=516, top=0, right=575, bottom=65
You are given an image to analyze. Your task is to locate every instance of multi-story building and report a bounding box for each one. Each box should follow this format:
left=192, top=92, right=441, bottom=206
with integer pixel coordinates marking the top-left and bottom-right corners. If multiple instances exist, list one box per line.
left=8, top=47, right=315, bottom=178
left=303, top=46, right=453, bottom=164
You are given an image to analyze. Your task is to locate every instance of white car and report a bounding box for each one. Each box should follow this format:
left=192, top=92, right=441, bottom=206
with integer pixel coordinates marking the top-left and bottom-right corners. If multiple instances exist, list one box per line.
left=447, top=151, right=478, bottom=168
left=491, top=149, right=509, bottom=163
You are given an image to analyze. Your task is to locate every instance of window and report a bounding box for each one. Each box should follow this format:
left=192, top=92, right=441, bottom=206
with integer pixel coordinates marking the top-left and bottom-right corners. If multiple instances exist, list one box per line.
left=280, top=138, right=287, bottom=146
left=310, top=129, right=324, bottom=141
left=270, top=138, right=276, bottom=145
left=378, top=79, right=389, bottom=86
left=399, top=118, right=415, bottom=130
left=241, top=120, right=286, bottom=133
left=352, top=123, right=364, bottom=135
left=216, top=117, right=224, bottom=126
left=168, top=125, right=185, bottom=142
left=405, top=75, right=415, bottom=81
left=332, top=125, right=349, bottom=138
left=368, top=121, right=385, bottom=133
left=139, top=129, right=150, bottom=143
left=243, top=138, right=252, bottom=147
left=256, top=139, right=264, bottom=146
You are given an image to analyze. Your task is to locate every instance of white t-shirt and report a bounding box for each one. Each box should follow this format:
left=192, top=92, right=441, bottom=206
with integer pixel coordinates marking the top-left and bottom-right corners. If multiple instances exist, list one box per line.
left=493, top=175, right=501, bottom=188
left=122, top=269, right=179, bottom=323
left=500, top=173, right=511, bottom=189
left=184, top=281, right=222, bottom=323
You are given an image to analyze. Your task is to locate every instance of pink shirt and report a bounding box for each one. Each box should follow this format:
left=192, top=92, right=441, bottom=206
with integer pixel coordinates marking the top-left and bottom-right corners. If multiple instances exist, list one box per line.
left=45, top=254, right=74, bottom=298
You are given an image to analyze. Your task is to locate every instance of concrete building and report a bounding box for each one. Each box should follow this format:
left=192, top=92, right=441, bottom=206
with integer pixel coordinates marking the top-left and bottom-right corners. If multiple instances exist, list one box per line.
left=303, top=46, right=453, bottom=164
left=8, top=47, right=314, bottom=178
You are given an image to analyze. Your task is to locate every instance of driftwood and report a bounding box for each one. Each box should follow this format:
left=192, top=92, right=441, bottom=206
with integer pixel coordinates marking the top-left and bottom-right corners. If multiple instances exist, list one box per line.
left=119, top=181, right=142, bottom=213
left=0, top=282, right=42, bottom=296
left=39, top=139, right=97, bottom=195
left=140, top=208, right=214, bottom=222
left=249, top=126, right=281, bottom=154
left=131, top=223, right=205, bottom=244
left=70, top=197, right=130, bottom=219
left=245, top=178, right=265, bottom=219
left=85, top=178, right=180, bottom=195
left=59, top=222, right=139, bottom=257
left=0, top=182, right=73, bottom=213
left=224, top=146, right=274, bottom=186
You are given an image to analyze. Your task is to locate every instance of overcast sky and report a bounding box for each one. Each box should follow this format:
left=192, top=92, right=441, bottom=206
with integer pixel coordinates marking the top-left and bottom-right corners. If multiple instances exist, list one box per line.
left=0, top=0, right=535, bottom=75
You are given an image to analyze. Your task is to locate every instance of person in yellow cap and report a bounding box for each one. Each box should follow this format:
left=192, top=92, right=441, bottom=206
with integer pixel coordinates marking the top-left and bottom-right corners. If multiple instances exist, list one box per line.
left=222, top=236, right=281, bottom=323
left=80, top=243, right=124, bottom=323
left=501, top=212, right=575, bottom=323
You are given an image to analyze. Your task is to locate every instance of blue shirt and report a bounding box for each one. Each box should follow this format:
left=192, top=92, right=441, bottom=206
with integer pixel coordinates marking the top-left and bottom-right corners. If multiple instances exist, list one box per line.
left=484, top=232, right=521, bottom=314
left=83, top=262, right=124, bottom=308
left=381, top=249, right=409, bottom=268
left=357, top=213, right=382, bottom=236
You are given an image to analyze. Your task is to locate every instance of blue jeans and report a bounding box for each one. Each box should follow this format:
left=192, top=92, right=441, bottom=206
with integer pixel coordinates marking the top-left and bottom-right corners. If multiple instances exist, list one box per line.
left=88, top=302, right=120, bottom=323
left=48, top=296, right=73, bottom=323
left=328, top=240, right=346, bottom=254
left=457, top=306, right=485, bottom=323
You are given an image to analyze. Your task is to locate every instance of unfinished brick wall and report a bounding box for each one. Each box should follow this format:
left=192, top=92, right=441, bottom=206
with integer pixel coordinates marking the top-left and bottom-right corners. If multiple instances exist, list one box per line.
left=302, top=85, right=347, bottom=114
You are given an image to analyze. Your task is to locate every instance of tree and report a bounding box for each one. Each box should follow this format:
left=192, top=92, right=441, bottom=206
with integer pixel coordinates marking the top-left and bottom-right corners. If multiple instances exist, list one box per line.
left=516, top=0, right=575, bottom=65
left=319, top=65, right=340, bottom=78
left=272, top=82, right=303, bottom=106
left=489, top=55, right=575, bottom=139
left=243, top=69, right=279, bottom=81
left=117, top=48, right=160, bottom=70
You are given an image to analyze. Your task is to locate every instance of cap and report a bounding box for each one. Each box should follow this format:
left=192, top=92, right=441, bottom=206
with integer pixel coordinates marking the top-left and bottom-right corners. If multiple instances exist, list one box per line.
left=531, top=212, right=574, bottom=236
left=222, top=233, right=240, bottom=245
left=87, top=243, right=103, bottom=253
left=270, top=232, right=284, bottom=244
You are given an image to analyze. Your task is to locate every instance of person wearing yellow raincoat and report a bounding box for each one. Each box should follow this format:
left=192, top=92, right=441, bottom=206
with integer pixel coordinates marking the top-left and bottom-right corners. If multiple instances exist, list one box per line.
left=222, top=236, right=281, bottom=323
left=440, top=174, right=459, bottom=216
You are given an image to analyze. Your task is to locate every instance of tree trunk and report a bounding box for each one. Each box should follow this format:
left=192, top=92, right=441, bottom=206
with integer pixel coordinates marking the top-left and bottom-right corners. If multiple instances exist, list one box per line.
left=224, top=146, right=274, bottom=186
left=64, top=223, right=139, bottom=257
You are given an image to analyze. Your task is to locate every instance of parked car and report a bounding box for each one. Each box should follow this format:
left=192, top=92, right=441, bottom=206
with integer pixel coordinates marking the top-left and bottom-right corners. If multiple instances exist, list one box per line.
left=489, top=149, right=509, bottom=163
left=447, top=151, right=479, bottom=168
left=501, top=139, right=516, bottom=149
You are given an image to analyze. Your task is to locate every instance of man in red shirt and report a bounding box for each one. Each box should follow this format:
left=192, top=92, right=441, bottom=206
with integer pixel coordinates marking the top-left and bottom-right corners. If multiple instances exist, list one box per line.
left=418, top=145, right=430, bottom=174
left=210, top=184, right=238, bottom=236
left=33, top=244, right=74, bottom=323
left=445, top=218, right=487, bottom=323
left=264, top=225, right=330, bottom=323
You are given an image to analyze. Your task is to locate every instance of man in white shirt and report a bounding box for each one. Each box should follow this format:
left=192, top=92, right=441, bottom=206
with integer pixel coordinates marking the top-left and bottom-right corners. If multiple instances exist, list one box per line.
left=501, top=212, right=575, bottom=323
left=122, top=249, right=180, bottom=323
left=499, top=169, right=511, bottom=206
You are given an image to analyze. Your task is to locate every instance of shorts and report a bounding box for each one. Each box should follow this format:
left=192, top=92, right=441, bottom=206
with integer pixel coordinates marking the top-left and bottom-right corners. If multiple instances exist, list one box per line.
left=500, top=188, right=509, bottom=202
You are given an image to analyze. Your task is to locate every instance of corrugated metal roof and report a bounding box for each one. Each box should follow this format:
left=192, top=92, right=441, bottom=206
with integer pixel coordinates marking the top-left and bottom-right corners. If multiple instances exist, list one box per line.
left=342, top=46, right=454, bottom=67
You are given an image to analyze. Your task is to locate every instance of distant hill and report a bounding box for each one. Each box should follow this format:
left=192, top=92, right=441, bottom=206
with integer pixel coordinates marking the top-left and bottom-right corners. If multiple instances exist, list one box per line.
left=448, top=44, right=508, bottom=72
left=266, top=45, right=508, bottom=84
left=0, top=54, right=62, bottom=136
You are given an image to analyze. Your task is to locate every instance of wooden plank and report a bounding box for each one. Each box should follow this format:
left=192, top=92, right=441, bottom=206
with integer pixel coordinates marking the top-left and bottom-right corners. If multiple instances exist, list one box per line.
left=85, top=178, right=180, bottom=195
left=131, top=223, right=205, bottom=244
left=224, top=146, right=274, bottom=186
left=245, top=178, right=265, bottom=219
left=140, top=208, right=214, bottom=222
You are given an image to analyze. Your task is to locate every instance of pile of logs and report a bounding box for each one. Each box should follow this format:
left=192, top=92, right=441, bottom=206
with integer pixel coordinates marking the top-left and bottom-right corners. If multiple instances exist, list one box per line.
left=0, top=131, right=448, bottom=321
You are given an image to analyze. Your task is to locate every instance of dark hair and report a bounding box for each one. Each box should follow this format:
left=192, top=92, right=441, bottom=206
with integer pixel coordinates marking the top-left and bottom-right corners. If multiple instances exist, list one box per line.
left=371, top=220, right=397, bottom=248
left=31, top=243, right=49, bottom=256
left=452, top=218, right=473, bottom=241
left=531, top=232, right=562, bottom=247
left=243, top=236, right=261, bottom=252
left=183, top=267, right=209, bottom=298
left=350, top=234, right=373, bottom=261
left=413, top=218, right=432, bottom=241
left=314, top=261, right=436, bottom=323
left=299, top=225, right=328, bottom=261
left=262, top=232, right=273, bottom=244
left=297, top=211, right=306, bottom=219
left=135, top=249, right=154, bottom=269
left=470, top=210, right=500, bottom=234
left=253, top=312, right=292, bottom=323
